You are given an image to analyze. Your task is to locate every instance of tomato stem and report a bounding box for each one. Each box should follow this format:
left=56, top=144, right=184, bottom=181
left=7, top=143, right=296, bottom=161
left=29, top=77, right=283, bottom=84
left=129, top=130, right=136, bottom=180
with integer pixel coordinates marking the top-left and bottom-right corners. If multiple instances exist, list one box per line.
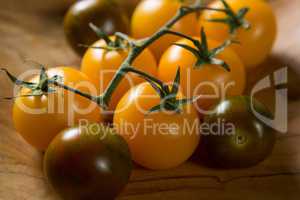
left=123, top=67, right=165, bottom=88
left=114, top=32, right=136, bottom=47
left=3, top=1, right=241, bottom=111
left=48, top=79, right=99, bottom=104
left=89, top=23, right=112, bottom=46
left=97, top=2, right=229, bottom=109
left=172, top=28, right=233, bottom=71
left=208, top=0, right=251, bottom=34
left=1, top=67, right=58, bottom=96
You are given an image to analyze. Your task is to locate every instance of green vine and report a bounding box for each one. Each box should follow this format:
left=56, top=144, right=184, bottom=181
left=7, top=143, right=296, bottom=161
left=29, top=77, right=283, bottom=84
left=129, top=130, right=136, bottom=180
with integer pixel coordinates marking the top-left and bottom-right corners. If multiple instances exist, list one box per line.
left=172, top=28, right=234, bottom=71
left=207, top=0, right=250, bottom=34
left=2, top=0, right=250, bottom=113
left=90, top=1, right=232, bottom=110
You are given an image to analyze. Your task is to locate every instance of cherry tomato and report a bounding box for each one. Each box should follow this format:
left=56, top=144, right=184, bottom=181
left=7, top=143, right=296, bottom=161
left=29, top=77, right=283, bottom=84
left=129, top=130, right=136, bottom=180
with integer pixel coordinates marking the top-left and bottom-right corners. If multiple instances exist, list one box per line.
left=199, top=0, right=277, bottom=69
left=13, top=67, right=101, bottom=150
left=202, top=96, right=276, bottom=168
left=113, top=82, right=200, bottom=170
left=158, top=37, right=246, bottom=113
left=131, top=0, right=199, bottom=59
left=81, top=37, right=157, bottom=119
left=44, top=124, right=132, bottom=200
left=64, top=0, right=130, bottom=56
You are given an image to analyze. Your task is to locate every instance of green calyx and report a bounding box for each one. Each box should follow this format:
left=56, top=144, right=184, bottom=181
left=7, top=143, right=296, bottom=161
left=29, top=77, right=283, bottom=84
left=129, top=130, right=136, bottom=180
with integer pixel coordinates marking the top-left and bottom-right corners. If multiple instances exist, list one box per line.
left=207, top=0, right=251, bottom=34
left=212, top=0, right=250, bottom=33
left=124, top=67, right=198, bottom=114
left=174, top=28, right=233, bottom=71
left=88, top=23, right=130, bottom=51
left=1, top=67, right=61, bottom=99
left=147, top=68, right=198, bottom=114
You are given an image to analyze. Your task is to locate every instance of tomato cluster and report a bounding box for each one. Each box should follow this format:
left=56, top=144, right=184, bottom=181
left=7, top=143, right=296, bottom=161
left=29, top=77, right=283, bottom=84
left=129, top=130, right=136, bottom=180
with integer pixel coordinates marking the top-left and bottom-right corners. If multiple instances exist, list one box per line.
left=199, top=0, right=277, bottom=69
left=3, top=0, right=279, bottom=199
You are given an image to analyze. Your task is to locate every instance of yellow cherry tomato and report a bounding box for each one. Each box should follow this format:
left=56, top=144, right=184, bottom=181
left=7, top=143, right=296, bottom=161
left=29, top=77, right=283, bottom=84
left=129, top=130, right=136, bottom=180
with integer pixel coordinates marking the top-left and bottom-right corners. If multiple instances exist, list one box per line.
left=199, top=0, right=277, bottom=69
left=131, top=0, right=199, bottom=59
left=13, top=67, right=101, bottom=150
left=114, top=82, right=200, bottom=170
left=158, top=38, right=246, bottom=113
left=81, top=37, right=157, bottom=118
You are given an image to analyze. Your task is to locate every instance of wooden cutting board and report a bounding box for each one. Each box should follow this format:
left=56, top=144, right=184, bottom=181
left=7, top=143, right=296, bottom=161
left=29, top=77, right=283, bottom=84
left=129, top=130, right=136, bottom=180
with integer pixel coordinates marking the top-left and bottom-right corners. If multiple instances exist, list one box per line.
left=1, top=0, right=300, bottom=199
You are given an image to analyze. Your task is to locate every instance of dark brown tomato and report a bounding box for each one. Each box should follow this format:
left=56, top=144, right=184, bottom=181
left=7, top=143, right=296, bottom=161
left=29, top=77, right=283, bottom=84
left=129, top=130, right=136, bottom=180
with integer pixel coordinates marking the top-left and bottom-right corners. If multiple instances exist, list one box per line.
left=203, top=96, right=277, bottom=168
left=64, top=0, right=130, bottom=55
left=116, top=0, right=140, bottom=17
left=44, top=124, right=132, bottom=200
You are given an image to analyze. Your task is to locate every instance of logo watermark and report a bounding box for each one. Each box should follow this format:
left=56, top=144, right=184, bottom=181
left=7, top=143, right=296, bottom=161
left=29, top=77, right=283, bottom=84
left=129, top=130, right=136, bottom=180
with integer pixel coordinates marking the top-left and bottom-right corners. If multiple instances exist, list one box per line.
left=78, top=118, right=236, bottom=140
left=9, top=67, right=289, bottom=136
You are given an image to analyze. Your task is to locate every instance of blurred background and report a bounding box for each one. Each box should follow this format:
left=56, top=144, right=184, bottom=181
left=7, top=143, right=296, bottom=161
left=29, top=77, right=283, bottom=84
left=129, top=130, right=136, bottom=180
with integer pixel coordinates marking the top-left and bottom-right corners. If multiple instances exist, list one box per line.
left=0, top=0, right=140, bottom=13
left=0, top=0, right=76, bottom=12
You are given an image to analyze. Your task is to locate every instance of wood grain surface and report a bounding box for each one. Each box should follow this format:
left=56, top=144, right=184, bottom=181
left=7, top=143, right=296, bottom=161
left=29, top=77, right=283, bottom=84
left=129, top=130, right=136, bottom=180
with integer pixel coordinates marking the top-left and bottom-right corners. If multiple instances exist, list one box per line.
left=1, top=0, right=300, bottom=199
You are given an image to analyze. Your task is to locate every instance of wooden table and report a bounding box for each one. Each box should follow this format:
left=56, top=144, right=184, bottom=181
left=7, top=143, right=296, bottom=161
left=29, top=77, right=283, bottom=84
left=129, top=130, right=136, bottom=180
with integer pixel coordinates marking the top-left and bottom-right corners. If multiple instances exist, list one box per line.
left=1, top=0, right=300, bottom=199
